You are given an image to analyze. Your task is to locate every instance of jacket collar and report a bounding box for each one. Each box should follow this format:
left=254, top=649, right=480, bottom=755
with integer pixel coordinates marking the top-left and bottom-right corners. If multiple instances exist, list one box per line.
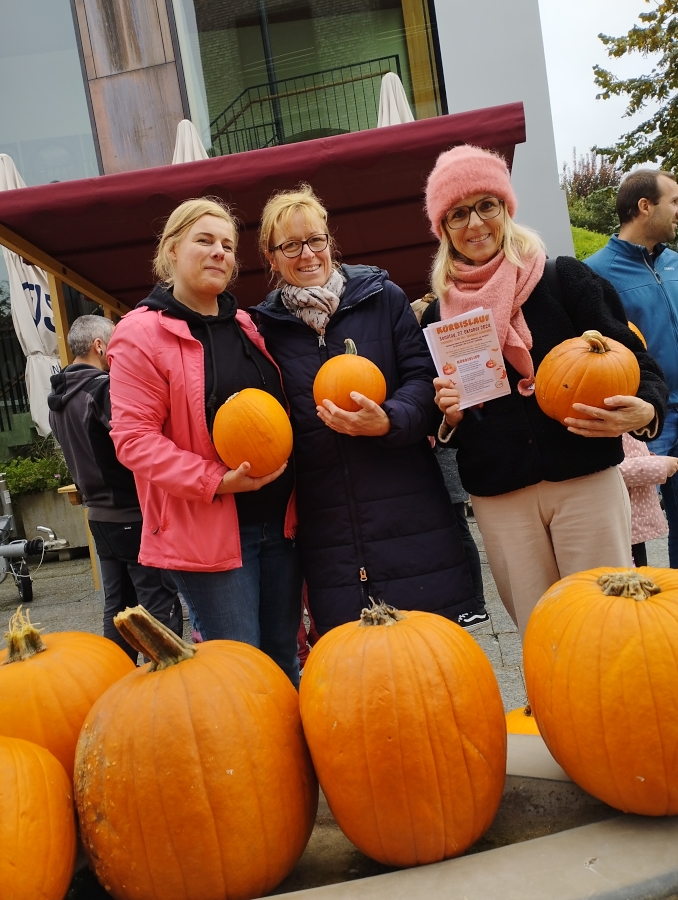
left=609, top=233, right=669, bottom=266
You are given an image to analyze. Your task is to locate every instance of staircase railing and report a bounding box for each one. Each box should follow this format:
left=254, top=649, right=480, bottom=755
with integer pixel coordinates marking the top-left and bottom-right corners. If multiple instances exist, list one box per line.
left=210, top=55, right=401, bottom=156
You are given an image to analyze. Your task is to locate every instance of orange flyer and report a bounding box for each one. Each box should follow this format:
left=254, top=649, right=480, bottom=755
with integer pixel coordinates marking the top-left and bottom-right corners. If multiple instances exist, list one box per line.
left=424, top=307, right=511, bottom=409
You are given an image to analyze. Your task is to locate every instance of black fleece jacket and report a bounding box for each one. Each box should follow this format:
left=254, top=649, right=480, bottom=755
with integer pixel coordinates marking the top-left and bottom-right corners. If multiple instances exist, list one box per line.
left=421, top=256, right=668, bottom=497
left=48, top=364, right=141, bottom=522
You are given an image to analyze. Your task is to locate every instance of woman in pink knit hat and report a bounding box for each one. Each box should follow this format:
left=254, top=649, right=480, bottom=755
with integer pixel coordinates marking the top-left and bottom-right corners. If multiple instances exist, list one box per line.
left=423, top=144, right=668, bottom=635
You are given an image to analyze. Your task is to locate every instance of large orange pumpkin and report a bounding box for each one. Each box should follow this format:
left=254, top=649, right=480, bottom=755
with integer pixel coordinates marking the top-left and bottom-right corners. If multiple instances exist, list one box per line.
left=0, top=607, right=135, bottom=781
left=0, top=736, right=77, bottom=900
left=628, top=321, right=647, bottom=347
left=212, top=387, right=293, bottom=477
left=534, top=330, right=640, bottom=425
left=75, top=607, right=318, bottom=900
left=313, top=338, right=387, bottom=412
left=524, top=567, right=678, bottom=815
left=299, top=602, right=506, bottom=867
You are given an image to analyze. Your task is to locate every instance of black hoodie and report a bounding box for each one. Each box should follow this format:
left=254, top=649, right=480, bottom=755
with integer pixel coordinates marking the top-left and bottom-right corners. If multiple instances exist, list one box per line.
left=139, top=285, right=294, bottom=525
left=48, top=364, right=141, bottom=522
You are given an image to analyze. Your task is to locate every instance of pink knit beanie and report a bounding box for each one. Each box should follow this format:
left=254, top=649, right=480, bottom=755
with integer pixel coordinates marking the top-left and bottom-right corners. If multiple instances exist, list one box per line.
left=425, top=145, right=517, bottom=238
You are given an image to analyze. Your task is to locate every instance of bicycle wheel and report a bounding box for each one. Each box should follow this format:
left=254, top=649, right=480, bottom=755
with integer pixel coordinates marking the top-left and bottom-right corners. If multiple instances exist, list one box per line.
left=13, top=560, right=33, bottom=603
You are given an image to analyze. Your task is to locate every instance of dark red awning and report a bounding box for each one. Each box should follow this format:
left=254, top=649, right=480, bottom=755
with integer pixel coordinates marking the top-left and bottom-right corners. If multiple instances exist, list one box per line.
left=0, top=102, right=525, bottom=309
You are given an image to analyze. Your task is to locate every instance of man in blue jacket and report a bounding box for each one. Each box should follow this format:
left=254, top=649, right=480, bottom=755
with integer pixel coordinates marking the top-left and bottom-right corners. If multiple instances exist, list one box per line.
left=586, top=169, right=678, bottom=564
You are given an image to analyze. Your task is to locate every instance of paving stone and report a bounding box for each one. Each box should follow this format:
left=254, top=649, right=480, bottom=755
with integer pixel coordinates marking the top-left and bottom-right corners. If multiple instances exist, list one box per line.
left=493, top=667, right=527, bottom=713
left=497, top=632, right=523, bottom=669
left=473, top=633, right=501, bottom=668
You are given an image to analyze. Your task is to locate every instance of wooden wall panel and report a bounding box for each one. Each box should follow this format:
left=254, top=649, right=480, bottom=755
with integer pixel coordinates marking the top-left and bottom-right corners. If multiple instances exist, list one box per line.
left=401, top=0, right=442, bottom=120
left=90, top=63, right=185, bottom=172
left=83, top=0, right=169, bottom=77
left=72, top=0, right=186, bottom=173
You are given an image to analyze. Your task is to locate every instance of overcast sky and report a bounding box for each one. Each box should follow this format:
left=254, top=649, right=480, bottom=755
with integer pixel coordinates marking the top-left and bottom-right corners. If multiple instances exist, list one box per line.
left=538, top=0, right=659, bottom=173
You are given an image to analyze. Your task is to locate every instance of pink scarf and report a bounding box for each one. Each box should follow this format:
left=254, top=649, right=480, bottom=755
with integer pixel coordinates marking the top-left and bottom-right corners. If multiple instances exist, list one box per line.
left=440, top=250, right=546, bottom=396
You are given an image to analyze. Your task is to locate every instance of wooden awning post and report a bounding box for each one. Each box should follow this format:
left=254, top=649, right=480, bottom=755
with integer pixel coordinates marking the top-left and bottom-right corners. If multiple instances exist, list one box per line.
left=47, top=273, right=73, bottom=368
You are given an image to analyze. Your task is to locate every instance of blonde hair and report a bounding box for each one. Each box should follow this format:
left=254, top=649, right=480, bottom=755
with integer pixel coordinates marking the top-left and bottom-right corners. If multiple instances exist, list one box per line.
left=259, top=184, right=337, bottom=282
left=153, top=197, right=239, bottom=285
left=430, top=205, right=545, bottom=299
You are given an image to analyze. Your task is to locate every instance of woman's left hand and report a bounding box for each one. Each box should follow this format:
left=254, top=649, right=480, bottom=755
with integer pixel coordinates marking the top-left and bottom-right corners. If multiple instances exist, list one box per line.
left=317, top=393, right=391, bottom=436
left=564, top=395, right=656, bottom=438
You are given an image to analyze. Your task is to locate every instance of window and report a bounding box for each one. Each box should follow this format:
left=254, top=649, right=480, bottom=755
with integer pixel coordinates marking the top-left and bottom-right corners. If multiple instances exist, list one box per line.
left=170, top=0, right=445, bottom=155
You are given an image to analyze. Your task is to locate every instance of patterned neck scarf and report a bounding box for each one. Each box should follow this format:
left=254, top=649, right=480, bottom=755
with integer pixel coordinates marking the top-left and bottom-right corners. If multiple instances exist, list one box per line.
left=281, top=268, right=347, bottom=335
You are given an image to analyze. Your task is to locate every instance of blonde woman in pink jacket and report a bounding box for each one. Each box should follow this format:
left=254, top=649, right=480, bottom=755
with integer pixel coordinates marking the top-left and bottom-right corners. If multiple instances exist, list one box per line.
left=107, top=197, right=301, bottom=685
left=619, top=433, right=678, bottom=567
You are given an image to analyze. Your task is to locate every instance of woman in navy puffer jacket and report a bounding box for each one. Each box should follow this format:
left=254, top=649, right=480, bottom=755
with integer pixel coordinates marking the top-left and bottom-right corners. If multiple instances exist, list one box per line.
left=252, top=185, right=476, bottom=635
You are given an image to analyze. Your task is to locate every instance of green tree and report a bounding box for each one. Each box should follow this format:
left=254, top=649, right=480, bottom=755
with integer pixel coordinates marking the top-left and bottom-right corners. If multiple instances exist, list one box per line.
left=560, top=150, right=622, bottom=235
left=593, top=0, right=678, bottom=170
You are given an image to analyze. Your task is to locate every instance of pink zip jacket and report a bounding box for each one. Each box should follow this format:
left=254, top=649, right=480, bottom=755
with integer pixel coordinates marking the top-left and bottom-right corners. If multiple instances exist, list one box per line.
left=619, top=433, right=668, bottom=546
left=107, top=305, right=296, bottom=571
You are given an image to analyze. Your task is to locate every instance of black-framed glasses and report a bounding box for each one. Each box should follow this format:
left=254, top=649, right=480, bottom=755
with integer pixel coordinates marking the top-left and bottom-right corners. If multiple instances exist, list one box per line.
left=271, top=233, right=329, bottom=258
left=444, top=197, right=504, bottom=230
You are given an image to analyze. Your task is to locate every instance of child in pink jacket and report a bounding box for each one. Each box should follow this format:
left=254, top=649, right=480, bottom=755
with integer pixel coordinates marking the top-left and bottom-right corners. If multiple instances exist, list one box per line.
left=619, top=433, right=678, bottom=567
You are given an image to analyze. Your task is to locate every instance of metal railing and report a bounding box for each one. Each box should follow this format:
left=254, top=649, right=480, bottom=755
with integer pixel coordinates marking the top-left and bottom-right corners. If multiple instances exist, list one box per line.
left=210, top=55, right=401, bottom=156
left=0, top=318, right=28, bottom=433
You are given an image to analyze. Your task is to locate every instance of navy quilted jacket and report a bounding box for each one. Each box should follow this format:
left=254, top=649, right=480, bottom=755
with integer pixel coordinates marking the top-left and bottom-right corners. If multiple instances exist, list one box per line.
left=251, top=264, right=475, bottom=634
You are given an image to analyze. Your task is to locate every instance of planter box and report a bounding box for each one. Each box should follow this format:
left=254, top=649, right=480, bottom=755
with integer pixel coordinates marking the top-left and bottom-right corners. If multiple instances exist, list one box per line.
left=13, top=490, right=89, bottom=548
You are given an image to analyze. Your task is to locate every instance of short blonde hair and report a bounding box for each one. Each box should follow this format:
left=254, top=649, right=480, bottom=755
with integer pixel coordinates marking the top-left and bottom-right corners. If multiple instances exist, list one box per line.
left=430, top=205, right=545, bottom=299
left=153, top=197, right=239, bottom=285
left=259, top=184, right=337, bottom=275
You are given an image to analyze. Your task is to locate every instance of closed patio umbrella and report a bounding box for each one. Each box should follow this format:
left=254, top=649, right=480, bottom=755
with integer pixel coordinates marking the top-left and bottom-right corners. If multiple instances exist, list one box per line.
left=377, top=72, right=415, bottom=127
left=172, top=120, right=209, bottom=164
left=0, top=155, right=60, bottom=436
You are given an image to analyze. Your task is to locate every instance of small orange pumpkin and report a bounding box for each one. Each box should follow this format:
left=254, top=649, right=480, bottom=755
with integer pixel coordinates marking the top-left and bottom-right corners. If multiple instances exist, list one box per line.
left=628, top=321, right=647, bottom=347
left=0, top=736, right=77, bottom=900
left=0, top=607, right=135, bottom=781
left=313, top=339, right=387, bottom=412
left=524, top=567, right=678, bottom=815
left=299, top=602, right=506, bottom=867
left=535, top=330, right=640, bottom=425
left=213, top=387, right=293, bottom=478
left=75, top=607, right=318, bottom=900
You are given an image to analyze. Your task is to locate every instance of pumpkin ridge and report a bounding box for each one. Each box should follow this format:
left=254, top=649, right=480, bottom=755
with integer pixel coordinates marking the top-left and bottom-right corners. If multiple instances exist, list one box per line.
left=437, top=622, right=503, bottom=839
left=176, top=660, right=226, bottom=896
left=637, top=602, right=670, bottom=810
left=401, top=623, right=445, bottom=861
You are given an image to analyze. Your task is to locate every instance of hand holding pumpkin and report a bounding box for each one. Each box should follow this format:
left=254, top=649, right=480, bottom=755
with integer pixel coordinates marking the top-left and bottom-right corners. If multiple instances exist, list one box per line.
left=564, top=394, right=655, bottom=438
left=215, top=460, right=288, bottom=493
left=316, top=393, right=391, bottom=436
left=433, top=376, right=463, bottom=429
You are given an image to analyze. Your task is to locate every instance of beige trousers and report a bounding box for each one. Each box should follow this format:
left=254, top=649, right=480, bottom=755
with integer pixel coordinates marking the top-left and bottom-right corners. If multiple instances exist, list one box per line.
left=471, top=467, right=632, bottom=637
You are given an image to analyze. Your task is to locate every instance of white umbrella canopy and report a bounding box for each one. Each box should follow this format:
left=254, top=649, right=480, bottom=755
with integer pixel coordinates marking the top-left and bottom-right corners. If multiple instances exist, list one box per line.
left=172, top=119, right=209, bottom=164
left=0, top=154, right=61, bottom=437
left=377, top=72, right=415, bottom=127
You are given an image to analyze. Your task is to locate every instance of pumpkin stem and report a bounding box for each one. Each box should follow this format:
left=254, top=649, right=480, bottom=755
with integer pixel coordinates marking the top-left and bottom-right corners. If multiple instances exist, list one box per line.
left=359, top=599, right=405, bottom=627
left=344, top=339, right=358, bottom=356
left=597, top=571, right=661, bottom=601
left=581, top=330, right=611, bottom=354
left=2, top=606, right=47, bottom=664
left=114, top=606, right=196, bottom=671
left=524, top=705, right=533, bottom=718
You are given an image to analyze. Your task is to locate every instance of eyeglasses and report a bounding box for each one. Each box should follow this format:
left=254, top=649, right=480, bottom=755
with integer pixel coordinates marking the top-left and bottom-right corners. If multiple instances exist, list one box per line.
left=271, top=233, right=329, bottom=258
left=444, top=197, right=504, bottom=230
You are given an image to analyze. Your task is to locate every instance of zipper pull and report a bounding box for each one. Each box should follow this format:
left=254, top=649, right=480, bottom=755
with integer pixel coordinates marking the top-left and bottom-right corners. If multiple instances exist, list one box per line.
left=318, top=334, right=326, bottom=347
left=359, top=567, right=368, bottom=582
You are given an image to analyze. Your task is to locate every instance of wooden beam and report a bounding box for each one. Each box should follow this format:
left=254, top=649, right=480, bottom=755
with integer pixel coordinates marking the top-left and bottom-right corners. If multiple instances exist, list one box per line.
left=0, top=221, right=131, bottom=318
left=47, top=274, right=74, bottom=368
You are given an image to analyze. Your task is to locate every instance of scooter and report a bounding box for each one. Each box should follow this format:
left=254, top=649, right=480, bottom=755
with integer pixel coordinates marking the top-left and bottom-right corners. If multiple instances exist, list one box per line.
left=0, top=520, right=68, bottom=604
left=0, top=474, right=68, bottom=603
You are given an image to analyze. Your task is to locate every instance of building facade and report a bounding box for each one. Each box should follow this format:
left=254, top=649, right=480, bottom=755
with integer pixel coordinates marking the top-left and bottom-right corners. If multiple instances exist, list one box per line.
left=0, top=0, right=573, bottom=265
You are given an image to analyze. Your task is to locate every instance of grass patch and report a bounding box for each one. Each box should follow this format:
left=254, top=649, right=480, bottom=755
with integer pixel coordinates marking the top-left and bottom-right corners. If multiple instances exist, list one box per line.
left=571, top=226, right=609, bottom=261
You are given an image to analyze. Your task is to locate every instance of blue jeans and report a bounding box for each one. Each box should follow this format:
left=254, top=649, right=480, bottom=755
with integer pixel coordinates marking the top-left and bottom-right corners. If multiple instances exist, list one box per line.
left=649, top=406, right=678, bottom=567
left=171, top=518, right=303, bottom=686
